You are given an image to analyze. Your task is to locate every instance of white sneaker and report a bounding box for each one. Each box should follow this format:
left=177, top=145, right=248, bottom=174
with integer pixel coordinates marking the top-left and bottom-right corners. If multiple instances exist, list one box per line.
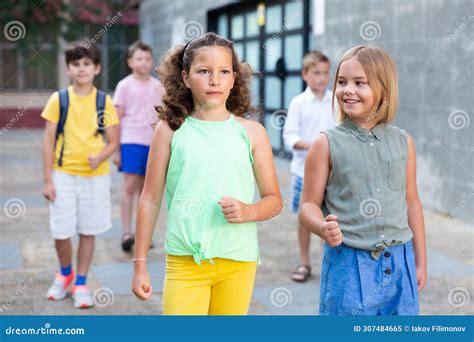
left=72, top=285, right=94, bottom=308
left=46, top=272, right=75, bottom=300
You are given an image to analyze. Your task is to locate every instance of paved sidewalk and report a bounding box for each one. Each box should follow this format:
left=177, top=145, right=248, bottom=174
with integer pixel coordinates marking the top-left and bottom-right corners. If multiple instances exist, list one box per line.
left=0, top=129, right=473, bottom=315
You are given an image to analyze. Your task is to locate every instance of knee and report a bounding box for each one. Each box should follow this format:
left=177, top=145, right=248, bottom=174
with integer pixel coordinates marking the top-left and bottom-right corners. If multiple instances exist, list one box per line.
left=123, top=178, right=138, bottom=195
left=79, top=234, right=95, bottom=241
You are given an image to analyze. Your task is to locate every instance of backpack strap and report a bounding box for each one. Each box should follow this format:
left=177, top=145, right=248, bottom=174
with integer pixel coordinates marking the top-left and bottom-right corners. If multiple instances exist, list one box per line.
left=56, top=88, right=69, bottom=167
left=55, top=89, right=107, bottom=167
left=96, top=90, right=107, bottom=135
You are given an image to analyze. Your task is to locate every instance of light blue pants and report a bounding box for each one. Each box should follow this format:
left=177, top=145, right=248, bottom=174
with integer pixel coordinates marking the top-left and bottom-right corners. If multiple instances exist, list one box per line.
left=291, top=175, right=303, bottom=213
left=319, top=240, right=419, bottom=315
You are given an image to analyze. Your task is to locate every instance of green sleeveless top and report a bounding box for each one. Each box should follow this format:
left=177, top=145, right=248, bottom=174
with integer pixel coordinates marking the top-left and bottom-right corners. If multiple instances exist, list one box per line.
left=164, top=114, right=259, bottom=265
left=323, top=117, right=413, bottom=259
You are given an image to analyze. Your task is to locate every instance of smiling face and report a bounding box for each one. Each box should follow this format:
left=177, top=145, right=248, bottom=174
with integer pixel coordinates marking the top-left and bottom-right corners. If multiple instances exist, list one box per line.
left=335, top=56, right=375, bottom=125
left=182, top=46, right=235, bottom=112
left=66, top=57, right=100, bottom=86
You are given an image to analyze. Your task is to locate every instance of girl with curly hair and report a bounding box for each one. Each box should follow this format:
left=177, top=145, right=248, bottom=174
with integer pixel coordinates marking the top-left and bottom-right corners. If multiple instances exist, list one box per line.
left=131, top=32, right=283, bottom=315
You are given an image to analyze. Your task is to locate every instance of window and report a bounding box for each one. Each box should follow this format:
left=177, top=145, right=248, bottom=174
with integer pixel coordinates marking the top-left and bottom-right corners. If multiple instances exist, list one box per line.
left=212, top=0, right=311, bottom=157
left=0, top=22, right=138, bottom=92
left=0, top=27, right=58, bottom=91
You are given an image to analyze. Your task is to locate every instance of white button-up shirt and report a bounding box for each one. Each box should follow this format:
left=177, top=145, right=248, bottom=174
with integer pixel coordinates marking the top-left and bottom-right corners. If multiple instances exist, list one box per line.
left=283, top=87, right=337, bottom=178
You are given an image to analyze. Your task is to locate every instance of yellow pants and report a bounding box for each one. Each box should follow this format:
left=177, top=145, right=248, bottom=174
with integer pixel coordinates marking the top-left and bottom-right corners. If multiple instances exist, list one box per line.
left=163, top=254, right=257, bottom=315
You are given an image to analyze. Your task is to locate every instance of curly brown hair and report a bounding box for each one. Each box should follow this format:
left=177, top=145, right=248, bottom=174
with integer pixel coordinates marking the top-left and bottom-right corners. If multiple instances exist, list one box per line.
left=156, top=32, right=258, bottom=130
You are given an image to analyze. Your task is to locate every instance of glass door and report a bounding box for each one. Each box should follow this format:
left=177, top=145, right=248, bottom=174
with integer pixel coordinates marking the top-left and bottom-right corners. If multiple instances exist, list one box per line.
left=211, top=0, right=311, bottom=157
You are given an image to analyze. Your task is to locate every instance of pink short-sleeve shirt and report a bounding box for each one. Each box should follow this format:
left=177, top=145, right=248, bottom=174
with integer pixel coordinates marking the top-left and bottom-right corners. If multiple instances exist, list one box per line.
left=113, top=74, right=165, bottom=146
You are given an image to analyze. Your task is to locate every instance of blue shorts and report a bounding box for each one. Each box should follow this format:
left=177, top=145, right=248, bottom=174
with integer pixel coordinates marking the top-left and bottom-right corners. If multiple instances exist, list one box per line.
left=291, top=175, right=303, bottom=213
left=119, top=144, right=150, bottom=176
left=319, top=240, right=419, bottom=315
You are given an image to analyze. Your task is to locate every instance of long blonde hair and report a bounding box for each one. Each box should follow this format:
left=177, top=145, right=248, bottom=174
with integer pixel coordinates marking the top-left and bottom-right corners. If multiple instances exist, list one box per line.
left=332, top=45, right=398, bottom=126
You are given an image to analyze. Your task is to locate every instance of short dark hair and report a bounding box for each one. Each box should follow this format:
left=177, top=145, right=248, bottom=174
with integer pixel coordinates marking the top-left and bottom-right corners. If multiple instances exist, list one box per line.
left=65, top=40, right=101, bottom=65
left=128, top=41, right=153, bottom=58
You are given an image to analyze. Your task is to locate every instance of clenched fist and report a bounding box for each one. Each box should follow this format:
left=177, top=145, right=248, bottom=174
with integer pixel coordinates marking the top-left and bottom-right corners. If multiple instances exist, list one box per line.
left=218, top=196, right=253, bottom=223
left=320, top=214, right=343, bottom=247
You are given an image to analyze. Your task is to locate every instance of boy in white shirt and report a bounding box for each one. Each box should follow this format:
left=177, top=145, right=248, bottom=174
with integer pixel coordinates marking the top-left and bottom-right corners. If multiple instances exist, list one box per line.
left=283, top=51, right=337, bottom=282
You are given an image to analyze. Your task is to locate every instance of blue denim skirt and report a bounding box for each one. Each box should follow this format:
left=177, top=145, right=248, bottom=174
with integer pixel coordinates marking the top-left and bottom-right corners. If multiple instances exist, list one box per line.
left=319, top=240, right=419, bottom=315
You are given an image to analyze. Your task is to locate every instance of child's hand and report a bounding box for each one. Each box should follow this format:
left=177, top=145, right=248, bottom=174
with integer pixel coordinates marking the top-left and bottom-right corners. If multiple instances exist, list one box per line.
left=320, top=214, right=343, bottom=247
left=132, top=268, right=153, bottom=301
left=416, top=264, right=427, bottom=291
left=112, top=152, right=121, bottom=168
left=43, top=180, right=56, bottom=202
left=88, top=155, right=101, bottom=170
left=218, top=196, right=254, bottom=223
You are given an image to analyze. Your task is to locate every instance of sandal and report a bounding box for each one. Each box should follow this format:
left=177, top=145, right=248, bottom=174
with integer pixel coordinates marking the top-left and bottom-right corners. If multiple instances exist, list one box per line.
left=291, top=264, right=312, bottom=282
left=121, top=233, right=135, bottom=252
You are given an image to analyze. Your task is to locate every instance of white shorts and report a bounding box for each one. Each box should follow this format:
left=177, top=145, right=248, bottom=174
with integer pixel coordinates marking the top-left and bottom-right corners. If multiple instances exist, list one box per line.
left=49, top=171, right=112, bottom=239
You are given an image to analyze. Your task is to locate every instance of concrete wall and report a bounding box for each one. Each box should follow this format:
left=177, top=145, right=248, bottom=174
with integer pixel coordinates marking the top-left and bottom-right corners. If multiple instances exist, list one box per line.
left=315, top=0, right=473, bottom=222
left=140, top=0, right=473, bottom=222
left=139, top=0, right=234, bottom=64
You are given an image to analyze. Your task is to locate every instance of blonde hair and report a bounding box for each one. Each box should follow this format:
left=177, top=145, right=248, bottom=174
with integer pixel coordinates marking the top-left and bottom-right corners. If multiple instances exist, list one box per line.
left=332, top=45, right=398, bottom=125
left=303, top=51, right=330, bottom=72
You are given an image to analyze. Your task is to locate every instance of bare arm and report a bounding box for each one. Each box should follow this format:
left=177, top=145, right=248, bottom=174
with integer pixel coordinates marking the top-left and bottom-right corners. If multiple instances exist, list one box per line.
left=114, top=105, right=125, bottom=119
left=406, top=134, right=427, bottom=291
left=134, top=120, right=173, bottom=257
left=293, top=141, right=311, bottom=150
left=219, top=121, right=283, bottom=223
left=299, top=134, right=342, bottom=246
left=247, top=122, right=283, bottom=221
left=132, top=120, right=173, bottom=300
left=42, top=121, right=57, bottom=201
left=112, top=106, right=124, bottom=166
left=99, top=125, right=120, bottom=161
left=88, top=125, right=120, bottom=169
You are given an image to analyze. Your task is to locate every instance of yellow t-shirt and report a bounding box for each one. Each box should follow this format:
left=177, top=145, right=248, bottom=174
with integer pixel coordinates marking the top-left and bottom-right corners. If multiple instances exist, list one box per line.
left=41, top=86, right=119, bottom=176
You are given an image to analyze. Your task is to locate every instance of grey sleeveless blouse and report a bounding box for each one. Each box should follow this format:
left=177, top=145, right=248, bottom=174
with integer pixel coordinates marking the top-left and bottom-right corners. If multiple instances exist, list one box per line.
left=323, top=117, right=413, bottom=259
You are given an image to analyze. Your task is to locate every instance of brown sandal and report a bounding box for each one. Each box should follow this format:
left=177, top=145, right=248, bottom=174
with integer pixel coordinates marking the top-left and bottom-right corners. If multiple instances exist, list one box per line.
left=291, top=265, right=312, bottom=282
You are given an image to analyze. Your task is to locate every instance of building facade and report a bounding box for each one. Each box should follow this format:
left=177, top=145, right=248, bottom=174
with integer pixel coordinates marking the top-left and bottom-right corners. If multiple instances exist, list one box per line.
left=140, top=0, right=473, bottom=222
left=0, top=1, right=139, bottom=128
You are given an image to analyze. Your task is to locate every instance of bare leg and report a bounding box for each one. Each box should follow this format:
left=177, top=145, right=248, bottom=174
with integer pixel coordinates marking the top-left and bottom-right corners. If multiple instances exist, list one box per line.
left=120, top=173, right=139, bottom=238
left=55, top=238, right=72, bottom=268
left=134, top=175, right=145, bottom=230
left=136, top=175, right=145, bottom=199
left=298, top=223, right=311, bottom=266
left=76, top=234, right=95, bottom=276
left=291, top=223, right=312, bottom=282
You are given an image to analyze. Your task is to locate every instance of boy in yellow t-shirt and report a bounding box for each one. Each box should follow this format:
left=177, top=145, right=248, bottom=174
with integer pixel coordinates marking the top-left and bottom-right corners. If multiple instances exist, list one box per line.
left=41, top=40, right=119, bottom=309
